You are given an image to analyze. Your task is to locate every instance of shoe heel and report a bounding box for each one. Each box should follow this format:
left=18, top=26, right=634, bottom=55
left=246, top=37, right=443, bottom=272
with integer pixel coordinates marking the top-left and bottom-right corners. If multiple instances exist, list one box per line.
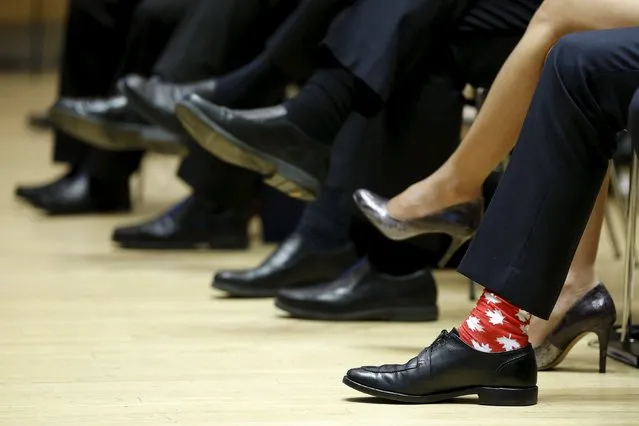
left=477, top=386, right=538, bottom=406
left=437, top=235, right=470, bottom=268
left=596, top=325, right=613, bottom=373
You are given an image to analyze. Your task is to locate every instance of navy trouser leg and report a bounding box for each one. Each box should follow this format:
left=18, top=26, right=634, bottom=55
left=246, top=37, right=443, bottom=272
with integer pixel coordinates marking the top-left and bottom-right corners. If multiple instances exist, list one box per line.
left=458, top=28, right=639, bottom=319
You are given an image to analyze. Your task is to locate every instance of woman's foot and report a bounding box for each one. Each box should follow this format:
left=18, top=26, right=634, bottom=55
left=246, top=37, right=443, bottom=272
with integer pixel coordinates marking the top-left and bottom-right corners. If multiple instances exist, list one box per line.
left=527, top=273, right=600, bottom=348
left=387, top=174, right=482, bottom=221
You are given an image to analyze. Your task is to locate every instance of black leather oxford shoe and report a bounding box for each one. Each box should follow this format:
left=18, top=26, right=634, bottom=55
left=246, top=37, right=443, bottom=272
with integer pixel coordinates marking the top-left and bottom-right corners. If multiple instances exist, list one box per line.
left=176, top=95, right=329, bottom=201
left=275, top=260, right=438, bottom=321
left=120, top=75, right=218, bottom=136
left=28, top=170, right=130, bottom=215
left=344, top=329, right=538, bottom=406
left=112, top=195, right=250, bottom=249
left=15, top=168, right=79, bottom=205
left=212, top=234, right=357, bottom=297
left=49, top=95, right=186, bottom=154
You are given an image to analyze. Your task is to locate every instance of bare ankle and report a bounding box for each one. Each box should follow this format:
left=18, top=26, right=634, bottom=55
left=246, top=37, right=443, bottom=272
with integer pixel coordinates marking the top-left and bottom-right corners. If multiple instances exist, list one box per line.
left=563, top=269, right=598, bottom=293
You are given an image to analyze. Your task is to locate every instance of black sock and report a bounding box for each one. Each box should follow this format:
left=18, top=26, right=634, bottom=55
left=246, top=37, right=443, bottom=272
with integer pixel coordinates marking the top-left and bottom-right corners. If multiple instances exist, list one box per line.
left=295, top=186, right=351, bottom=251
left=211, top=52, right=289, bottom=108
left=284, top=67, right=356, bottom=145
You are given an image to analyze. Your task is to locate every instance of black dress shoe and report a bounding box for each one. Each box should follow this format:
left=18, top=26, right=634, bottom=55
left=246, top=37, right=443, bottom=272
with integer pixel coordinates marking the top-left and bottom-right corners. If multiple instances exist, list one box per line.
left=176, top=95, right=329, bottom=201
left=48, top=95, right=187, bottom=155
left=29, top=170, right=130, bottom=215
left=112, top=195, right=250, bottom=249
left=344, top=329, right=538, bottom=406
left=15, top=168, right=78, bottom=204
left=212, top=234, right=357, bottom=297
left=120, top=75, right=218, bottom=136
left=275, top=260, right=438, bottom=321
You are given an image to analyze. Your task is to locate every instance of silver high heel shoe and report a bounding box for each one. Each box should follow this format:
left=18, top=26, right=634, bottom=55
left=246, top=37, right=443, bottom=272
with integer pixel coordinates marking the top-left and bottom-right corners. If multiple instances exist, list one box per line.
left=353, top=189, right=484, bottom=267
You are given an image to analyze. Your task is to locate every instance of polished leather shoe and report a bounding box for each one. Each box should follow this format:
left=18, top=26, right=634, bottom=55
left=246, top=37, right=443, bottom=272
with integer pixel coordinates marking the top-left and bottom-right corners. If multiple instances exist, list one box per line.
left=212, top=234, right=357, bottom=297
left=48, top=95, right=187, bottom=155
left=176, top=95, right=329, bottom=201
left=344, top=329, right=538, bottom=406
left=15, top=168, right=78, bottom=205
left=112, top=195, right=250, bottom=249
left=275, top=260, right=438, bottom=321
left=28, top=170, right=130, bottom=215
left=120, top=75, right=218, bottom=136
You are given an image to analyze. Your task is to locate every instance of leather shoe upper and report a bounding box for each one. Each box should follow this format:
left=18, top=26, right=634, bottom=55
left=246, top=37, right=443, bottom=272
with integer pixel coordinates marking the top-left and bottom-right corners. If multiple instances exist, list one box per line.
left=121, top=75, right=218, bottom=135
left=29, top=170, right=130, bottom=215
left=213, top=234, right=357, bottom=295
left=112, top=195, right=249, bottom=248
left=276, top=260, right=437, bottom=315
left=183, top=95, right=330, bottom=184
left=52, top=95, right=144, bottom=125
left=347, top=330, right=537, bottom=396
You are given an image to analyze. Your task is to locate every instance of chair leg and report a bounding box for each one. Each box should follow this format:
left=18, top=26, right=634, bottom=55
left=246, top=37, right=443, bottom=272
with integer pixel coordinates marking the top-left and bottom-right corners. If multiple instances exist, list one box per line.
left=468, top=279, right=476, bottom=301
left=621, top=153, right=638, bottom=342
left=608, top=152, right=639, bottom=369
left=604, top=200, right=623, bottom=260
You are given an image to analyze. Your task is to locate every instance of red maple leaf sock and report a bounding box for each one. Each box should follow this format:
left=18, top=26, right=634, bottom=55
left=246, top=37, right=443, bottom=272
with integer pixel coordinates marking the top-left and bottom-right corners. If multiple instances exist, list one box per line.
left=458, top=289, right=531, bottom=353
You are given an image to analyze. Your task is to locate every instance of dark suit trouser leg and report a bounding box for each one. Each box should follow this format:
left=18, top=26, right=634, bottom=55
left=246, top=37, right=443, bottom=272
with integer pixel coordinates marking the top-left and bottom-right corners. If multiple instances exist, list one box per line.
left=162, top=0, right=280, bottom=210
left=265, top=0, right=354, bottom=80
left=322, top=0, right=478, bottom=108
left=53, top=0, right=142, bottom=166
left=87, top=0, right=190, bottom=180
left=458, top=28, right=639, bottom=319
left=153, top=0, right=298, bottom=82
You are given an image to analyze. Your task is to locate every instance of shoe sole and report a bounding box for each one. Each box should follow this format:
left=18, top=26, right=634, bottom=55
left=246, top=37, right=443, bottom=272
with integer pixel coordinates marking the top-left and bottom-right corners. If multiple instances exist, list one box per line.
left=211, top=280, right=322, bottom=299
left=113, top=238, right=249, bottom=251
left=175, top=102, right=318, bottom=201
left=342, top=377, right=538, bottom=406
left=274, top=299, right=439, bottom=322
left=48, top=107, right=187, bottom=155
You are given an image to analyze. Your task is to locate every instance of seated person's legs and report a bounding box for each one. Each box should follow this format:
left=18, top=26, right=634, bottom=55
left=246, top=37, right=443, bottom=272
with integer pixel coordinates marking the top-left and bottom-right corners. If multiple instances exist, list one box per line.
left=109, top=0, right=336, bottom=248
left=174, top=0, right=485, bottom=201
left=39, top=0, right=192, bottom=215
left=15, top=0, right=143, bottom=206
left=344, top=27, right=639, bottom=405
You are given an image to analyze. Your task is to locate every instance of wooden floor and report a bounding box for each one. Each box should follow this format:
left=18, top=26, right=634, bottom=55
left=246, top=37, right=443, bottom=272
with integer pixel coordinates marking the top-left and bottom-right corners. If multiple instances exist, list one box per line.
left=1, top=73, right=639, bottom=425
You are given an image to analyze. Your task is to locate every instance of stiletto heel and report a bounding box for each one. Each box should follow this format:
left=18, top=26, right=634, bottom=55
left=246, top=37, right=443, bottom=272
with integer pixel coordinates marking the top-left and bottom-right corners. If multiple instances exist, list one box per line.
left=596, top=325, right=613, bottom=373
left=534, top=284, right=617, bottom=371
left=353, top=189, right=483, bottom=252
left=437, top=235, right=471, bottom=268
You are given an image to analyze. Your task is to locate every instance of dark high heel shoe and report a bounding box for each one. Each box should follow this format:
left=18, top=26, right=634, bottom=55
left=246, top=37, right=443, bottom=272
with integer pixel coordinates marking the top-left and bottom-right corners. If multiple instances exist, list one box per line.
left=535, top=283, right=616, bottom=373
left=353, top=189, right=484, bottom=267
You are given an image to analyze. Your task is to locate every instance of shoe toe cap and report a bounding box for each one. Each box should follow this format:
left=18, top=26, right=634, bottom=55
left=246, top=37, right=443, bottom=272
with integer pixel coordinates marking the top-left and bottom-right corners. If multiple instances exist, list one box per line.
left=213, top=270, right=250, bottom=284
left=112, top=224, right=148, bottom=242
left=346, top=367, right=383, bottom=389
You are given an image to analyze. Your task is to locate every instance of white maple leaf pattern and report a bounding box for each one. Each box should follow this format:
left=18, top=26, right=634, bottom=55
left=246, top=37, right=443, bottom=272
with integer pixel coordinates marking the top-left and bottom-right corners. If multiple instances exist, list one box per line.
left=465, top=316, right=484, bottom=332
left=483, top=292, right=501, bottom=304
left=486, top=309, right=505, bottom=325
left=516, top=309, right=531, bottom=323
left=520, top=324, right=529, bottom=335
left=496, top=335, right=522, bottom=351
left=472, top=340, right=493, bottom=353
